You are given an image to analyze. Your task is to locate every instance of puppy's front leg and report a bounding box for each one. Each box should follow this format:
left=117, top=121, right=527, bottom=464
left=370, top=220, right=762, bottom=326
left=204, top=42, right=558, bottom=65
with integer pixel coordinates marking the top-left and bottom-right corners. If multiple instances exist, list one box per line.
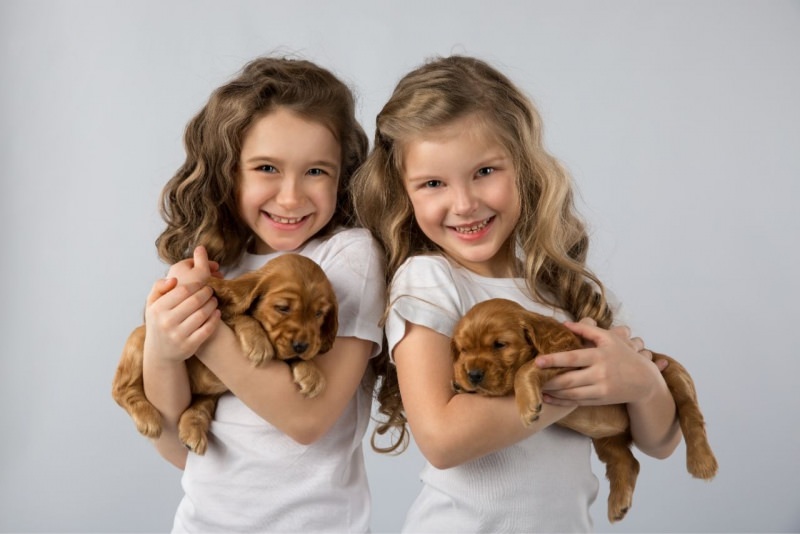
left=228, top=315, right=275, bottom=365
left=290, top=360, right=326, bottom=398
left=514, top=360, right=550, bottom=426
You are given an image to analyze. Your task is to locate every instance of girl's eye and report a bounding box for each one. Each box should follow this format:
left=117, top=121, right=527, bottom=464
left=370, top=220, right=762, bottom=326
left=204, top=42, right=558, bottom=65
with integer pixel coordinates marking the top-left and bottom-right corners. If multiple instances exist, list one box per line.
left=257, top=165, right=277, bottom=173
left=423, top=179, right=443, bottom=189
left=477, top=167, right=495, bottom=177
left=307, top=168, right=327, bottom=177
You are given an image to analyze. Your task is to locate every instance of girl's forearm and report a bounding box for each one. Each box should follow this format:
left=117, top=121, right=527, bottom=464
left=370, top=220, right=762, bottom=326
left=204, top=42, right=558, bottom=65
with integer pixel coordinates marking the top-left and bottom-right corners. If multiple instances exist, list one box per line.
left=142, top=352, right=192, bottom=469
left=627, top=377, right=681, bottom=458
left=413, top=395, right=576, bottom=469
left=196, top=323, right=371, bottom=444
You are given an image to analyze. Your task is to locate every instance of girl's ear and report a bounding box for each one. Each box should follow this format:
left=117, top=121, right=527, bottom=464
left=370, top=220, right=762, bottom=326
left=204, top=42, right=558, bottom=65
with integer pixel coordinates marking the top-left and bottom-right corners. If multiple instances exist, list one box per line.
left=207, top=271, right=264, bottom=318
left=319, top=300, right=339, bottom=354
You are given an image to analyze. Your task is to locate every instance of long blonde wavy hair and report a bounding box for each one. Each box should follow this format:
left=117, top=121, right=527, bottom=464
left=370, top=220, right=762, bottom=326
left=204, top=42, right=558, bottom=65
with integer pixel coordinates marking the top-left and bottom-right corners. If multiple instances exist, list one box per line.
left=352, top=55, right=612, bottom=453
left=157, top=56, right=367, bottom=267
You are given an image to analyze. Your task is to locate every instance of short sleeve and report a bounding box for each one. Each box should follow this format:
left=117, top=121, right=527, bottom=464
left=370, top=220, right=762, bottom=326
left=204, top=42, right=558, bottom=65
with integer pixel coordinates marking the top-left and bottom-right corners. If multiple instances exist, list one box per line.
left=315, top=229, right=386, bottom=358
left=385, top=256, right=463, bottom=359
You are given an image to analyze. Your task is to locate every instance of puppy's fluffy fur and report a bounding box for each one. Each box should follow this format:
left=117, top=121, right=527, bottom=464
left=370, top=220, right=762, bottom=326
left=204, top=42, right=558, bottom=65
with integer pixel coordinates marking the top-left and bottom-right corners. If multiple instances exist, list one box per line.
left=112, top=253, right=338, bottom=454
left=451, top=298, right=717, bottom=523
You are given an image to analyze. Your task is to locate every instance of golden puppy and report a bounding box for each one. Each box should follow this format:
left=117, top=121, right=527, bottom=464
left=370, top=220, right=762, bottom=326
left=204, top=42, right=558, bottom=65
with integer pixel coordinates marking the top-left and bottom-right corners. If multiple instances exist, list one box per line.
left=451, top=298, right=717, bottom=523
left=112, top=253, right=338, bottom=454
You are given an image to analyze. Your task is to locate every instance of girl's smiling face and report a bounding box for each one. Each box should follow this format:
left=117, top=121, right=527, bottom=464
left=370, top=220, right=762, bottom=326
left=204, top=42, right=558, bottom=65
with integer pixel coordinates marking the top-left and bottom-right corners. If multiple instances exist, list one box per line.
left=402, top=114, right=521, bottom=278
left=237, top=107, right=341, bottom=254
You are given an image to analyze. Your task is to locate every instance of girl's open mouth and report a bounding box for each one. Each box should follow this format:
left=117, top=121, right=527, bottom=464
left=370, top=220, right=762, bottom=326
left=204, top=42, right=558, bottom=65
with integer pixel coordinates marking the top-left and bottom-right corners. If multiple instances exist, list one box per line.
left=451, top=216, right=494, bottom=234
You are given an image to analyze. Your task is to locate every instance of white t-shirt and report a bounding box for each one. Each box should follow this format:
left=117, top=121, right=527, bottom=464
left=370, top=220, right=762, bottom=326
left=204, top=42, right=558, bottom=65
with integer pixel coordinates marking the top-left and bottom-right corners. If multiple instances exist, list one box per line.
left=386, top=254, right=603, bottom=533
left=172, top=228, right=385, bottom=533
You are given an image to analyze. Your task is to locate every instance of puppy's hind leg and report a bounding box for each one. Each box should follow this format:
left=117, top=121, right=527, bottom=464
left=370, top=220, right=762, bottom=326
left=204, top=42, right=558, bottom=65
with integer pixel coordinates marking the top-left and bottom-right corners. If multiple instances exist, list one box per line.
left=657, top=355, right=718, bottom=480
left=112, top=325, right=164, bottom=439
left=594, top=433, right=639, bottom=523
left=178, top=394, right=221, bottom=455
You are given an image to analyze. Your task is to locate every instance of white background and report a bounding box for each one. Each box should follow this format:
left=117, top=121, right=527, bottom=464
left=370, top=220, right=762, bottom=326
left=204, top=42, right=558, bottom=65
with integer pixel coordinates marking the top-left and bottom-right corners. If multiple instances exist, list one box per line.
left=1, top=1, right=798, bottom=532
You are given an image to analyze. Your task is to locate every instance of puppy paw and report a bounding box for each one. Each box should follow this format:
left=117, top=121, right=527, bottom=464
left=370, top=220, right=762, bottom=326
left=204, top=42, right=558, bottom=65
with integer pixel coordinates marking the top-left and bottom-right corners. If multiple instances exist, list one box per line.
left=132, top=403, right=163, bottom=439
left=516, top=390, right=543, bottom=427
left=292, top=361, right=326, bottom=398
left=688, top=452, right=718, bottom=480
left=243, top=334, right=275, bottom=366
left=608, top=490, right=633, bottom=523
left=179, top=426, right=209, bottom=456
left=177, top=408, right=213, bottom=455
left=519, top=402, right=543, bottom=427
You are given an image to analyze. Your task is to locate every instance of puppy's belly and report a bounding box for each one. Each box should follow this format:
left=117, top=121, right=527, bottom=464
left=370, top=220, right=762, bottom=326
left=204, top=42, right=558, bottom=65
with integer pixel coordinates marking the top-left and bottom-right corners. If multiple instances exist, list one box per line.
left=558, top=405, right=629, bottom=438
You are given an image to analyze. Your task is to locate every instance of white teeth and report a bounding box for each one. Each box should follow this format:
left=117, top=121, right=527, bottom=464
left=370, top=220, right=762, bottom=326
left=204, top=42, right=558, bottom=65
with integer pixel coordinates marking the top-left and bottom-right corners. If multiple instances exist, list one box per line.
left=269, top=214, right=304, bottom=224
left=454, top=218, right=490, bottom=234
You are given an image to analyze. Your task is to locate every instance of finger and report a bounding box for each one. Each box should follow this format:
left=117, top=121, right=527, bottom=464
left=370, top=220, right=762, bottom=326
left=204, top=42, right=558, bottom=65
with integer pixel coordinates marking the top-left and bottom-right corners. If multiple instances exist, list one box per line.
left=147, top=277, right=178, bottom=305
left=542, top=369, right=592, bottom=392
left=609, top=325, right=632, bottom=340
left=208, top=260, right=224, bottom=279
left=179, top=293, right=220, bottom=337
left=536, top=348, right=592, bottom=369
left=577, top=317, right=597, bottom=327
left=172, top=286, right=216, bottom=322
left=654, top=357, right=669, bottom=372
left=542, top=386, right=602, bottom=405
left=542, top=393, right=578, bottom=407
left=193, top=246, right=211, bottom=274
left=639, top=348, right=654, bottom=361
left=562, top=321, right=608, bottom=346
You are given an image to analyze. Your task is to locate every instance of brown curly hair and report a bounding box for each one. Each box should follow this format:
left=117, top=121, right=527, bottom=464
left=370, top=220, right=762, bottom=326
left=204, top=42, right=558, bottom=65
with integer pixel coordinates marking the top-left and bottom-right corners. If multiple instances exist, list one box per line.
left=156, top=56, right=367, bottom=267
left=352, top=55, right=613, bottom=454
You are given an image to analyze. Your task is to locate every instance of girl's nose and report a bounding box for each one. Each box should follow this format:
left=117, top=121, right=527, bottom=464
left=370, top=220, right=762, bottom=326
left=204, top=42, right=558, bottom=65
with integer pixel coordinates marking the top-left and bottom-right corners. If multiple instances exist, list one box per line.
left=276, top=176, right=304, bottom=209
left=452, top=185, right=479, bottom=216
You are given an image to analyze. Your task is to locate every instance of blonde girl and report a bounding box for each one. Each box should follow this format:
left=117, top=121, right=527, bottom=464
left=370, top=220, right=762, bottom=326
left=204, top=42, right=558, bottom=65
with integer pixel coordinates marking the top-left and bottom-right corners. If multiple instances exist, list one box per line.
left=140, top=57, right=385, bottom=532
left=354, top=55, right=680, bottom=532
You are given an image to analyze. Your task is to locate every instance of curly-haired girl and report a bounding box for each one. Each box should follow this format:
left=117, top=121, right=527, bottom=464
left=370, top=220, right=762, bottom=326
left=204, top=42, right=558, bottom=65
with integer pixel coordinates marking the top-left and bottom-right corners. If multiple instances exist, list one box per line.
left=140, top=56, right=384, bottom=532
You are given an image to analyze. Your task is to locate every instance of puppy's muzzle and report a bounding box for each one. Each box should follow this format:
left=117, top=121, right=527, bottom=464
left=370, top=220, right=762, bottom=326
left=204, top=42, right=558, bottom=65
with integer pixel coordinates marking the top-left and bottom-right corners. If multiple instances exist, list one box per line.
left=467, top=369, right=484, bottom=385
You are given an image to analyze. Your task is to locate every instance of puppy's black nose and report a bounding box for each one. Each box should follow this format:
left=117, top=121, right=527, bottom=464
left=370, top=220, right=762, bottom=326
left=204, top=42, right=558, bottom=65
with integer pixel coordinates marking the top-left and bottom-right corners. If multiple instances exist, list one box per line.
left=292, top=342, right=309, bottom=354
left=467, top=369, right=484, bottom=385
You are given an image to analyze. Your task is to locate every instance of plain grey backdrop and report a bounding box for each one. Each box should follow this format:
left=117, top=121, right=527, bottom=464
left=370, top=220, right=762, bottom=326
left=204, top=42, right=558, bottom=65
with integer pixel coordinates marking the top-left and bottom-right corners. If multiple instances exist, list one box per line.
left=2, top=1, right=798, bottom=532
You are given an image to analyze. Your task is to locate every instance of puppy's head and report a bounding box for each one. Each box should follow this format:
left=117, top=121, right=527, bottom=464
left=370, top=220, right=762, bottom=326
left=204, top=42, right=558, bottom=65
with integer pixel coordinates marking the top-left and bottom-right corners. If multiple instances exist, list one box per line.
left=214, top=254, right=338, bottom=360
left=450, top=298, right=579, bottom=396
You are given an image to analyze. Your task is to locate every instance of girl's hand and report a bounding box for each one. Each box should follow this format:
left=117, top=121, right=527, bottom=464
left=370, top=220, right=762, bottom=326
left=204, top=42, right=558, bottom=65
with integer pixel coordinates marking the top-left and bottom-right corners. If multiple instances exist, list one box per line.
left=166, top=245, right=224, bottom=284
left=536, top=321, right=665, bottom=407
left=143, top=247, right=221, bottom=363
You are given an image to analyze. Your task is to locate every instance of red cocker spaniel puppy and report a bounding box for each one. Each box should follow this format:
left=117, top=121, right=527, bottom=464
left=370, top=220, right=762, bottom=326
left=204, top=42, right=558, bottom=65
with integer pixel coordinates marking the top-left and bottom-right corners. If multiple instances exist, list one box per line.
left=451, top=298, right=717, bottom=523
left=112, top=253, right=338, bottom=454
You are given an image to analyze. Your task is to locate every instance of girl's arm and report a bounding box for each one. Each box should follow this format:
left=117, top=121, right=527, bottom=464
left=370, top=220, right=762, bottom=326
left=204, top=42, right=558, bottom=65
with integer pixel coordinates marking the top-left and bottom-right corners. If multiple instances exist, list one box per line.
left=195, top=325, right=372, bottom=445
left=142, top=249, right=221, bottom=469
left=395, top=321, right=577, bottom=469
left=535, top=321, right=681, bottom=459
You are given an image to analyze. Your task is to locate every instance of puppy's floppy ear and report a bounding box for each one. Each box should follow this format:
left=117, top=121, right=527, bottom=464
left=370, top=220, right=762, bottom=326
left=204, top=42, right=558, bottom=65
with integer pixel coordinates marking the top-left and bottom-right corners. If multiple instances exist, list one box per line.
left=450, top=338, right=461, bottom=361
left=522, top=311, right=580, bottom=354
left=207, top=270, right=267, bottom=317
left=520, top=312, right=541, bottom=358
left=319, top=297, right=339, bottom=354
